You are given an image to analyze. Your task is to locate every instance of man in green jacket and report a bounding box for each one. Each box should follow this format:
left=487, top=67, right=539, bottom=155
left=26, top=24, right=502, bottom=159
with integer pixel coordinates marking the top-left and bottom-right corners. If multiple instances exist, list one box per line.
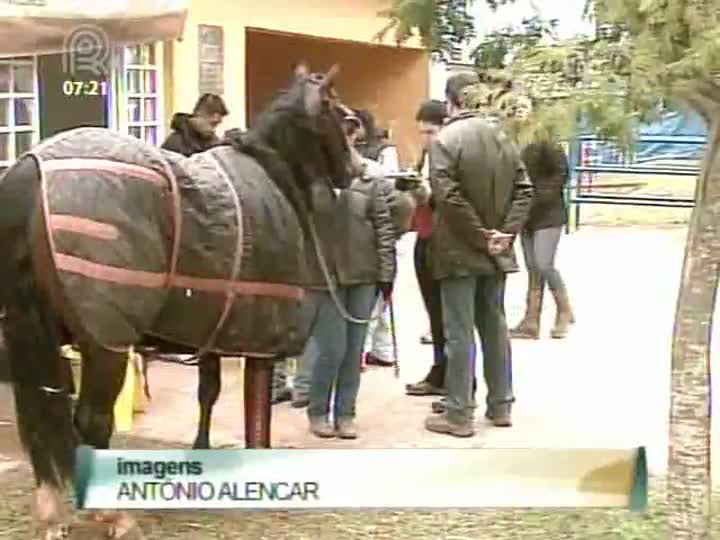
left=425, top=72, right=534, bottom=437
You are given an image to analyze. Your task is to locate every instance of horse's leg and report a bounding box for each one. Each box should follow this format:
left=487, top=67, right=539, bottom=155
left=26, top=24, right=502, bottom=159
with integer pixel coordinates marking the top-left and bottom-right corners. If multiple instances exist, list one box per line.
left=243, top=358, right=274, bottom=448
left=0, top=156, right=77, bottom=538
left=74, top=342, right=143, bottom=539
left=193, top=352, right=221, bottom=449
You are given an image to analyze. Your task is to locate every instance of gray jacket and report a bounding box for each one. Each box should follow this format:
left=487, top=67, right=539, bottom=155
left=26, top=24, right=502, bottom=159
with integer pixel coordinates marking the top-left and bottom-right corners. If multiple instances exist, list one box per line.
left=333, top=174, right=396, bottom=286
left=429, top=112, right=534, bottom=278
left=363, top=157, right=416, bottom=238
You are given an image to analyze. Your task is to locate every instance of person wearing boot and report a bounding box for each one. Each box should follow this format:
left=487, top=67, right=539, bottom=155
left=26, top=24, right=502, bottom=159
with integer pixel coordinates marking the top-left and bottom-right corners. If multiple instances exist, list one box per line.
left=406, top=100, right=480, bottom=400
left=510, top=140, right=574, bottom=339
left=306, top=116, right=396, bottom=439
left=405, top=100, right=446, bottom=394
left=424, top=72, right=533, bottom=437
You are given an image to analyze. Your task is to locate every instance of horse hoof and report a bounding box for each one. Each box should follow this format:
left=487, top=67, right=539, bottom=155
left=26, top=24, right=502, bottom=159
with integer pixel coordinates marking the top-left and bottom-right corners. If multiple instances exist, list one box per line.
left=108, top=525, right=145, bottom=540
left=44, top=524, right=69, bottom=540
left=108, top=523, right=145, bottom=539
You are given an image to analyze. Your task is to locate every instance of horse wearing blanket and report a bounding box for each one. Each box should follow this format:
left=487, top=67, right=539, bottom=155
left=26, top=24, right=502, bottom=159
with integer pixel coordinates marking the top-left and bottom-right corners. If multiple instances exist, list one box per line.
left=0, top=64, right=351, bottom=539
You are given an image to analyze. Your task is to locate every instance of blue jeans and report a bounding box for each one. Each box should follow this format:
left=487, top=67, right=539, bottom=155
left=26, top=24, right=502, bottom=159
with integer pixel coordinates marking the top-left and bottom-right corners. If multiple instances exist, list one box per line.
left=271, top=359, right=290, bottom=399
left=294, top=335, right=319, bottom=399
left=292, top=290, right=323, bottom=399
left=440, top=274, right=514, bottom=424
left=308, top=285, right=376, bottom=420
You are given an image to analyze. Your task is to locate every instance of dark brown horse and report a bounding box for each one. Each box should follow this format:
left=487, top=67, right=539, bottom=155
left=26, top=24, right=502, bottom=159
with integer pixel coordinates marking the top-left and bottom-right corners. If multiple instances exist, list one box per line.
left=189, top=91, right=370, bottom=453
left=0, top=64, right=351, bottom=539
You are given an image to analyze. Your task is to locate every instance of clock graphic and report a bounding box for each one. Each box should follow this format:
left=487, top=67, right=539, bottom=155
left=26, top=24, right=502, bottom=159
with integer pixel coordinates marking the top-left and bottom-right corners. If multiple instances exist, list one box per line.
left=62, top=80, right=109, bottom=97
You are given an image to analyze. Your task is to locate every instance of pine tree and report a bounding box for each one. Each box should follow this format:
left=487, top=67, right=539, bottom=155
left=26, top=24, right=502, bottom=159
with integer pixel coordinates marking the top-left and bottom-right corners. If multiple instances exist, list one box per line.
left=379, top=1, right=720, bottom=537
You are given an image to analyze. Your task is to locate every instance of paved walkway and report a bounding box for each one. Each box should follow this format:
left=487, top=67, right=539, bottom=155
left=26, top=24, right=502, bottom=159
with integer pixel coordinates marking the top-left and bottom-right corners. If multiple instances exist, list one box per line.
left=1, top=226, right=719, bottom=481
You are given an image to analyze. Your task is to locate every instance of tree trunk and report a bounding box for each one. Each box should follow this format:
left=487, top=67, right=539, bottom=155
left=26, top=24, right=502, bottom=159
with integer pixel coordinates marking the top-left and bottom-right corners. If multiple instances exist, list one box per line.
left=668, top=116, right=720, bottom=539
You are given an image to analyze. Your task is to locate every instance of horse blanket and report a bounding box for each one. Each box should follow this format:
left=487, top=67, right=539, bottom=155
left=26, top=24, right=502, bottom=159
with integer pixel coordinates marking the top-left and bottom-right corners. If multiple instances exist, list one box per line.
left=29, top=127, right=310, bottom=357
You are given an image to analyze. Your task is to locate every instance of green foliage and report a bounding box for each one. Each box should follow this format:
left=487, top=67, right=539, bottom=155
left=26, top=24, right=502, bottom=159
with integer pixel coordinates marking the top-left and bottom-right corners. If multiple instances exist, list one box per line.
left=462, top=20, right=645, bottom=149
left=377, top=1, right=507, bottom=61
left=471, top=16, right=558, bottom=71
left=594, top=0, right=720, bottom=90
left=380, top=0, right=720, bottom=150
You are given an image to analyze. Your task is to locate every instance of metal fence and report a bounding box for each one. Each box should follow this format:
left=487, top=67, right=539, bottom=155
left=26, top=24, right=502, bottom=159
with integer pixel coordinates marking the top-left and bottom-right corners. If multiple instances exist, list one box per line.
left=565, top=135, right=705, bottom=232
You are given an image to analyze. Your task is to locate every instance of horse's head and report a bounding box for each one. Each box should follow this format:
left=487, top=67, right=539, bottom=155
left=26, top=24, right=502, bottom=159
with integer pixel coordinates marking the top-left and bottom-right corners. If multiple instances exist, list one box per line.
left=228, top=63, right=353, bottom=226
left=288, top=62, right=353, bottom=190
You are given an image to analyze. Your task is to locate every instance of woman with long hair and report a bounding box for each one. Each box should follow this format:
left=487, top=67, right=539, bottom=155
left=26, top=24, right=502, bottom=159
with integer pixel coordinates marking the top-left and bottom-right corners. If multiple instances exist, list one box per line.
left=510, top=141, right=575, bottom=339
left=306, top=114, right=397, bottom=439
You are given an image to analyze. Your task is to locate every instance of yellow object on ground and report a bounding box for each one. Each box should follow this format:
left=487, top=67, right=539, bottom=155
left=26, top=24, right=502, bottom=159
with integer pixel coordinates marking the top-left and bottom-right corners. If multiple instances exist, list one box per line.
left=113, top=351, right=137, bottom=433
left=132, top=351, right=149, bottom=415
left=63, top=345, right=146, bottom=433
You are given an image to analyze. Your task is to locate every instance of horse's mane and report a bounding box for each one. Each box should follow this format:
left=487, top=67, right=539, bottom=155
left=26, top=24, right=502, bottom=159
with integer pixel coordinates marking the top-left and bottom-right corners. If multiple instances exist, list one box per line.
left=222, top=83, right=333, bottom=231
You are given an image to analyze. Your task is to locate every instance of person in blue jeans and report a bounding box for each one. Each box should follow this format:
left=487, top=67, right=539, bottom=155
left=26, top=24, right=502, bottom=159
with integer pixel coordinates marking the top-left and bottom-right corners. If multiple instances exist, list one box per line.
left=425, top=72, right=533, bottom=437
left=307, top=115, right=396, bottom=439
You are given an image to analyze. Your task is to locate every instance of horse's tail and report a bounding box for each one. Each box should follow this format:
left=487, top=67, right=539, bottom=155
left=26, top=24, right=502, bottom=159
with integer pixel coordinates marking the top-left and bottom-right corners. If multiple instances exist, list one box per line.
left=0, top=156, right=77, bottom=489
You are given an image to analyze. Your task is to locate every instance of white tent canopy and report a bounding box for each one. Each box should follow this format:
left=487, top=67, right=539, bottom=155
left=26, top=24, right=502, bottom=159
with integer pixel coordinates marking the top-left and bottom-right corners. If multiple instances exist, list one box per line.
left=0, top=0, right=187, bottom=57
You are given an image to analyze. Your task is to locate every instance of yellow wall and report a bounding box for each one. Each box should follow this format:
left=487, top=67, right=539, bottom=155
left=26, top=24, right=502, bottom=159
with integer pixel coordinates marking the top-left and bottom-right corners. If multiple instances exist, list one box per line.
left=167, top=0, right=427, bottom=142
left=245, top=29, right=428, bottom=165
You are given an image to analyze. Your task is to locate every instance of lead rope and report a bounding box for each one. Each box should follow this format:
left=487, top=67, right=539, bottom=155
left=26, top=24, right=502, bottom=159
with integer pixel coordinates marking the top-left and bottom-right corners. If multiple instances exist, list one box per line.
left=148, top=196, right=379, bottom=368
left=307, top=213, right=380, bottom=325
left=168, top=208, right=379, bottom=367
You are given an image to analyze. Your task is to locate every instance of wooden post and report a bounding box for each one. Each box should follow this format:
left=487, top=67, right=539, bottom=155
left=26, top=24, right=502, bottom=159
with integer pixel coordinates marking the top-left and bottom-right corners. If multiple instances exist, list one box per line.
left=243, top=359, right=274, bottom=448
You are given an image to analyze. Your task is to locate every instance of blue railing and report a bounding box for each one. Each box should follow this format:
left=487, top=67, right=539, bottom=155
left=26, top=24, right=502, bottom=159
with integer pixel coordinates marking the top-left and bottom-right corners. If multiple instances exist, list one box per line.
left=565, top=135, right=704, bottom=232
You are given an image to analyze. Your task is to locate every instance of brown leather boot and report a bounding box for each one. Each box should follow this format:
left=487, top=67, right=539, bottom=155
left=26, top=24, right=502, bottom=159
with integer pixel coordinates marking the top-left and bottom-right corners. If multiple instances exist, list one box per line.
left=510, top=272, right=544, bottom=339
left=550, top=285, right=575, bottom=338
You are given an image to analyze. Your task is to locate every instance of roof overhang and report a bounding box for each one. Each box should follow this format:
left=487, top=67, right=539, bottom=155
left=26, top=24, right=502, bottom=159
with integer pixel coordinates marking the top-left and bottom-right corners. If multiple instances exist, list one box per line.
left=0, top=1, right=187, bottom=57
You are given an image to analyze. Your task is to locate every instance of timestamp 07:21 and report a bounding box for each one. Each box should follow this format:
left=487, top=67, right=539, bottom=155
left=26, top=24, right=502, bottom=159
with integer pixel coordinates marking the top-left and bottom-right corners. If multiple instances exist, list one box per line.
left=62, top=80, right=109, bottom=97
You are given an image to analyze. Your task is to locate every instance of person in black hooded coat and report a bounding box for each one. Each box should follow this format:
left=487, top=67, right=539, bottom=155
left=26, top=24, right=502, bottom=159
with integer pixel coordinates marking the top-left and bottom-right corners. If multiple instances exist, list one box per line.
left=153, top=94, right=228, bottom=368
left=161, top=93, right=228, bottom=156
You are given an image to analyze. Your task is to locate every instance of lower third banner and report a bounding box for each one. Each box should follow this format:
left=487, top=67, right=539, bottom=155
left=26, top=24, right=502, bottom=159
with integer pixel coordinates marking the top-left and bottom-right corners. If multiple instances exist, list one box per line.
left=75, top=447, right=647, bottom=510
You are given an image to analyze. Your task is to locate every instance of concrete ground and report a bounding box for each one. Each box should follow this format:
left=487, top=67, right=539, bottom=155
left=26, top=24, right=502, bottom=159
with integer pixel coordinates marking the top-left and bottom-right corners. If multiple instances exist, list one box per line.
left=0, top=224, right=719, bottom=538
left=3, top=226, right=709, bottom=473
left=128, top=226, right=715, bottom=478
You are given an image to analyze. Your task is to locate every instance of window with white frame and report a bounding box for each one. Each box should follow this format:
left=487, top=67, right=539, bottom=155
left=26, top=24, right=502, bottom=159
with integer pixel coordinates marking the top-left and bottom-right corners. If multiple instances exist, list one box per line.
left=0, top=56, right=38, bottom=175
left=123, top=44, right=163, bottom=145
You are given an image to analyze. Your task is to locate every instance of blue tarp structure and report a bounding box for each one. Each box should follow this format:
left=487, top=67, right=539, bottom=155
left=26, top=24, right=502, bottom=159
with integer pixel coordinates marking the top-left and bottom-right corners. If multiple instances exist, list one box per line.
left=576, top=109, right=707, bottom=166
left=633, top=110, right=706, bottom=163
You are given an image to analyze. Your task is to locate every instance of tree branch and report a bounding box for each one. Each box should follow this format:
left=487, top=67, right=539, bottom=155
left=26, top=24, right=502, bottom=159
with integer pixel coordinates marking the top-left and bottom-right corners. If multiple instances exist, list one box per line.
left=672, top=79, right=720, bottom=125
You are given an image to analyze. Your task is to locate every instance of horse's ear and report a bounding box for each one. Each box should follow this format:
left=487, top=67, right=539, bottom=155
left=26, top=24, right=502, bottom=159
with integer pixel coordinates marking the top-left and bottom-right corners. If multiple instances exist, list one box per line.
left=321, top=64, right=340, bottom=89
left=294, top=62, right=310, bottom=80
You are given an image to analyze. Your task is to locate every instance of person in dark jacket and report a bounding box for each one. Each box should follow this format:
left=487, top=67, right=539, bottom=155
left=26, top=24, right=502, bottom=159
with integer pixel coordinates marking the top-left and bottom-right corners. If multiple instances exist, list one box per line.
left=152, top=94, right=229, bottom=367
left=405, top=100, right=478, bottom=406
left=307, top=115, right=397, bottom=439
left=510, top=141, right=574, bottom=339
left=424, top=72, right=534, bottom=437
left=354, top=109, right=400, bottom=171
left=406, top=99, right=462, bottom=396
left=288, top=110, right=367, bottom=411
left=161, top=93, right=228, bottom=156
